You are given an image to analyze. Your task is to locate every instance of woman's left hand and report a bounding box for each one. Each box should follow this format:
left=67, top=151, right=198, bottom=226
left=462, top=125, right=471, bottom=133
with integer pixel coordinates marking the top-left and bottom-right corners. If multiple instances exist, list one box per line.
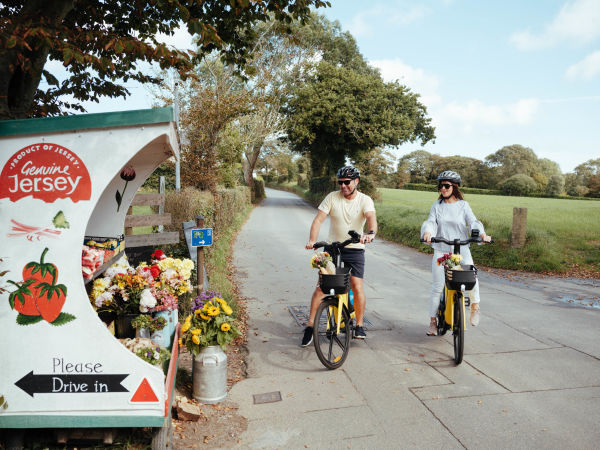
left=481, top=233, right=492, bottom=243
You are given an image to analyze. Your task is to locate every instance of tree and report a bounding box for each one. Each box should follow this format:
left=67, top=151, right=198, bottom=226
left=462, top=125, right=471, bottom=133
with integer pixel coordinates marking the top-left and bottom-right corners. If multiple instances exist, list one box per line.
left=546, top=174, right=565, bottom=196
left=285, top=61, right=435, bottom=176
left=179, top=56, right=250, bottom=193
left=500, top=173, right=537, bottom=196
left=485, top=144, right=539, bottom=188
left=397, top=150, right=437, bottom=184
left=0, top=0, right=329, bottom=119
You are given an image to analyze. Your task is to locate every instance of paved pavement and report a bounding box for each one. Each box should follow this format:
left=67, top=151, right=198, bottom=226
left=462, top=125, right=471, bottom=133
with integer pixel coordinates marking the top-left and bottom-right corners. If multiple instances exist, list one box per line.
left=229, top=188, right=600, bottom=449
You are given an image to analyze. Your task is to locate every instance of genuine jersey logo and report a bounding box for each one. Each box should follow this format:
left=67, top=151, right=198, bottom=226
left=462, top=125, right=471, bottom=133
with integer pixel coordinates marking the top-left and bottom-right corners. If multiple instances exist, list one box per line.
left=0, top=143, right=91, bottom=203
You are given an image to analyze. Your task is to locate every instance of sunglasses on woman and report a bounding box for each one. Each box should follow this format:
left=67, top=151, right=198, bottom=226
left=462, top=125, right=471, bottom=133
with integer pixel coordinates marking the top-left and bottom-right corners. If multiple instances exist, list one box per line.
left=438, top=183, right=453, bottom=189
left=338, top=179, right=353, bottom=185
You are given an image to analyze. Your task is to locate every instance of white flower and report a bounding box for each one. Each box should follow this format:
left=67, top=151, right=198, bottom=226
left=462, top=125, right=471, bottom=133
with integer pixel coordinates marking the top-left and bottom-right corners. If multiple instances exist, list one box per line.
left=139, top=288, right=157, bottom=313
left=153, top=351, right=160, bottom=360
left=95, top=291, right=113, bottom=308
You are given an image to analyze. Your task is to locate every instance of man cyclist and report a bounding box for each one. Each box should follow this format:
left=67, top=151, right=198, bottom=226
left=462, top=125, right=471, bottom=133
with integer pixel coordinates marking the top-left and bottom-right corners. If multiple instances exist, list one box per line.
left=301, top=165, right=377, bottom=345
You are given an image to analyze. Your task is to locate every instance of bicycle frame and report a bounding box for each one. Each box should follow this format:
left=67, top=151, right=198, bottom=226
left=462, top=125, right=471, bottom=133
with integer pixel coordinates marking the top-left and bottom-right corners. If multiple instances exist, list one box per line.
left=443, top=287, right=467, bottom=330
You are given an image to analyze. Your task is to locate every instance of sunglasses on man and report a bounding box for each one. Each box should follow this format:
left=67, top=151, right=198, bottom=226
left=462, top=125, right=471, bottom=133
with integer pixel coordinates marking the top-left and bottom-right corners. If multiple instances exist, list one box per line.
left=337, top=179, right=353, bottom=185
left=438, top=183, right=453, bottom=189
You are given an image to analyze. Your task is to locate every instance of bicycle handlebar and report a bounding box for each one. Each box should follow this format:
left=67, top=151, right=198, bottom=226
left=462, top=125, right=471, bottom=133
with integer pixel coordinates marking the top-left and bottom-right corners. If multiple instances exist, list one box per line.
left=420, top=232, right=493, bottom=254
left=313, top=230, right=361, bottom=251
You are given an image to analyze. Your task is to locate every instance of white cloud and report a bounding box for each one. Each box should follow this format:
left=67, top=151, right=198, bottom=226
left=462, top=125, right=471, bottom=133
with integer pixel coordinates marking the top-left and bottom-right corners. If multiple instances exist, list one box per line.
left=440, top=98, right=539, bottom=132
left=370, top=58, right=442, bottom=107
left=565, top=50, right=600, bottom=80
left=385, top=5, right=431, bottom=26
left=346, top=2, right=431, bottom=37
left=510, top=0, right=600, bottom=50
left=156, top=24, right=195, bottom=51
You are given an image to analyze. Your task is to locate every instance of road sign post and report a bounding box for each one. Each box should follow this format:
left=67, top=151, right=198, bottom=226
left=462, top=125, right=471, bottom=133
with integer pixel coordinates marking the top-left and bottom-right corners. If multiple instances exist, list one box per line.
left=192, top=220, right=213, bottom=295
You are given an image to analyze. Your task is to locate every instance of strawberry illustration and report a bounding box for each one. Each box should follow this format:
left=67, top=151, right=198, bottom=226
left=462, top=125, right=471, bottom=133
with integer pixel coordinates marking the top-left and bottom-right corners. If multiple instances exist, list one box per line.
left=23, top=248, right=58, bottom=284
left=7, top=279, right=41, bottom=316
left=35, top=282, right=67, bottom=323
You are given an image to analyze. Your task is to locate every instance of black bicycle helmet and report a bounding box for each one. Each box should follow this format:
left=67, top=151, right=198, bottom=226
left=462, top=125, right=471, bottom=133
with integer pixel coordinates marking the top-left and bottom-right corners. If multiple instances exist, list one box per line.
left=337, top=165, right=360, bottom=179
left=437, top=170, right=461, bottom=186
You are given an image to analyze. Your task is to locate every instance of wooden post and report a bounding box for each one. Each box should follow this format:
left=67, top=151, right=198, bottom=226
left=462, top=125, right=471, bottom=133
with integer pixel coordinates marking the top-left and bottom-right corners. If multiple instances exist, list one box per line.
left=158, top=176, right=165, bottom=232
left=125, top=206, right=133, bottom=236
left=511, top=207, right=527, bottom=248
left=196, top=215, right=205, bottom=295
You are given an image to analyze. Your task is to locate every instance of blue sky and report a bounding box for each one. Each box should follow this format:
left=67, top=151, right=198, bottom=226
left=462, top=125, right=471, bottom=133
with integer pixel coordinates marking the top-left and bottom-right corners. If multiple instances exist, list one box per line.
left=70, top=0, right=599, bottom=173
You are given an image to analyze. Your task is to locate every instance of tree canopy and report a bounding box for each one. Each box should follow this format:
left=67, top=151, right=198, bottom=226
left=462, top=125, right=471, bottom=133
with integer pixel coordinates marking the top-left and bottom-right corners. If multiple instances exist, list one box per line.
left=0, top=0, right=329, bottom=119
left=284, top=62, right=435, bottom=176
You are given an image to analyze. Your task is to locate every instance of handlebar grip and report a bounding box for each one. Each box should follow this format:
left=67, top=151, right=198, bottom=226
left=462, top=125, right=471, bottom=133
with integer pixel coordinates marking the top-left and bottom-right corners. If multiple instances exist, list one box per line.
left=313, top=241, right=328, bottom=249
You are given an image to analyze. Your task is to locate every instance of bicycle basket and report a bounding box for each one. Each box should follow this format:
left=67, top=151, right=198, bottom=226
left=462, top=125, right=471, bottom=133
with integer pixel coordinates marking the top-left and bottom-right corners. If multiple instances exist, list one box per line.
left=319, top=266, right=351, bottom=295
left=444, top=265, right=477, bottom=290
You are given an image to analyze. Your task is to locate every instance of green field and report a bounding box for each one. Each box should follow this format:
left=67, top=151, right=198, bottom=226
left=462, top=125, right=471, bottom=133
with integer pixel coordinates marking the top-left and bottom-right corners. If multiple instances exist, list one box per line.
left=376, top=188, right=600, bottom=274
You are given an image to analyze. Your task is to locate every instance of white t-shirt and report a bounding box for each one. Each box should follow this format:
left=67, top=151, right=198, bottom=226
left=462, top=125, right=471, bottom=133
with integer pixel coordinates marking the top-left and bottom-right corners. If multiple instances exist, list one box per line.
left=318, top=191, right=376, bottom=249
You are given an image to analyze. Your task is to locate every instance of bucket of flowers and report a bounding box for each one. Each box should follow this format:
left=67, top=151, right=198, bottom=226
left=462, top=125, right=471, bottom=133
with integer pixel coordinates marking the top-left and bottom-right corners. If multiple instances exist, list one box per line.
left=180, top=290, right=240, bottom=403
left=131, top=314, right=167, bottom=339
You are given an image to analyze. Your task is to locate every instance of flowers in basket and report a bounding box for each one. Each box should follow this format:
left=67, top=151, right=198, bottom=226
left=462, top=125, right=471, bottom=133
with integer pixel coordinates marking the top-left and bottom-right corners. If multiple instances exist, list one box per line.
left=437, top=253, right=463, bottom=269
left=180, top=290, right=240, bottom=354
left=131, top=314, right=167, bottom=332
left=89, top=249, right=194, bottom=316
left=310, top=252, right=336, bottom=274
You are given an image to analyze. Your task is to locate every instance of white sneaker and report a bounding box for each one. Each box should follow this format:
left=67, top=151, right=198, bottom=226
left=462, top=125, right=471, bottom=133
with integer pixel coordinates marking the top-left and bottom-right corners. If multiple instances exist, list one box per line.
left=470, top=303, right=480, bottom=327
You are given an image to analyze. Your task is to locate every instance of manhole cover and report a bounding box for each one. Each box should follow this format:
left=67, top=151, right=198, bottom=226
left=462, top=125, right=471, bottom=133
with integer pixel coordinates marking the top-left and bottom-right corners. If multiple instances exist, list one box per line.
left=253, top=391, right=282, bottom=404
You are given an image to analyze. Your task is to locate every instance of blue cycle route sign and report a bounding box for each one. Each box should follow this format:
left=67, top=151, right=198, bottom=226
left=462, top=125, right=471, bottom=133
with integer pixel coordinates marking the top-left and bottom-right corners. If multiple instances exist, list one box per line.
left=191, top=228, right=213, bottom=247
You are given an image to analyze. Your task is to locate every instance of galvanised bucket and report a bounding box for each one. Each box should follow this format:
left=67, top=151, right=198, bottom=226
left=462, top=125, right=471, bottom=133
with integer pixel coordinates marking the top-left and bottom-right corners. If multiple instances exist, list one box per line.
left=192, top=345, right=227, bottom=404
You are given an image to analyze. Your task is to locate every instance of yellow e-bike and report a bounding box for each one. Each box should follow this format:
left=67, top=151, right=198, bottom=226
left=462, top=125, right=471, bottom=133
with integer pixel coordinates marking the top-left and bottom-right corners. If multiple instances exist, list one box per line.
left=311, top=230, right=361, bottom=370
left=423, top=232, right=491, bottom=364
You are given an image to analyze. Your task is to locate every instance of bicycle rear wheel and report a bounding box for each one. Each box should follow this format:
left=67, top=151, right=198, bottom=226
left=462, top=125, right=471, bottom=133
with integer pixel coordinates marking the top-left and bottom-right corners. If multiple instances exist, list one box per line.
left=453, top=292, right=464, bottom=364
left=313, top=297, right=351, bottom=370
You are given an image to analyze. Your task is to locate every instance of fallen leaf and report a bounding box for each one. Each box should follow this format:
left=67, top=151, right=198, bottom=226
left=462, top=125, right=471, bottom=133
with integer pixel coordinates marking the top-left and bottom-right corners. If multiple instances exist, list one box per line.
left=404, top=368, right=411, bottom=372
left=419, top=353, right=425, bottom=357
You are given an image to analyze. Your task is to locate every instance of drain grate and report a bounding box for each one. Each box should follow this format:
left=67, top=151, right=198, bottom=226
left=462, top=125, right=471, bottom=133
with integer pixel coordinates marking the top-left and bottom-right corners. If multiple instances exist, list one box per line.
left=288, top=305, right=375, bottom=331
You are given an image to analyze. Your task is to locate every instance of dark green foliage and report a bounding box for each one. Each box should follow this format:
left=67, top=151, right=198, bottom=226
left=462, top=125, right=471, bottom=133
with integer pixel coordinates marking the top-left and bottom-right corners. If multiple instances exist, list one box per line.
left=500, top=174, right=538, bottom=196
left=0, top=0, right=330, bottom=119
left=253, top=178, right=266, bottom=203
left=309, top=176, right=336, bottom=195
left=142, top=160, right=177, bottom=191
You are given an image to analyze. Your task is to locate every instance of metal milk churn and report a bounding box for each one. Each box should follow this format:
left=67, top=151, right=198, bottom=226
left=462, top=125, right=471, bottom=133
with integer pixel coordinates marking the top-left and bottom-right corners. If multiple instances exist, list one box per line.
left=192, top=345, right=227, bottom=404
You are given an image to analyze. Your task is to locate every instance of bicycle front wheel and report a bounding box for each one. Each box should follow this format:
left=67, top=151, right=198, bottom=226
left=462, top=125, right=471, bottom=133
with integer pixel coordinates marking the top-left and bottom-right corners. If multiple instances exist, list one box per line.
left=453, top=292, right=465, bottom=365
left=313, top=297, right=351, bottom=370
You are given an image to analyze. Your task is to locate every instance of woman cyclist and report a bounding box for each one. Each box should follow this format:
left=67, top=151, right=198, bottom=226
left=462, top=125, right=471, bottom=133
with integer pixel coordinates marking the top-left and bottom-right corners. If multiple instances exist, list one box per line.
left=421, top=170, right=491, bottom=336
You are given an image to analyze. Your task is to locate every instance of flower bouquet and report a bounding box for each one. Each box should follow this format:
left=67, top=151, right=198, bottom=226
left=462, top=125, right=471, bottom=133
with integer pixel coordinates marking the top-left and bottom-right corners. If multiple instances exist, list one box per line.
left=90, top=250, right=194, bottom=315
left=135, top=344, right=171, bottom=366
left=131, top=314, right=167, bottom=333
left=437, top=253, right=463, bottom=269
left=180, top=290, right=240, bottom=354
left=310, top=252, right=336, bottom=274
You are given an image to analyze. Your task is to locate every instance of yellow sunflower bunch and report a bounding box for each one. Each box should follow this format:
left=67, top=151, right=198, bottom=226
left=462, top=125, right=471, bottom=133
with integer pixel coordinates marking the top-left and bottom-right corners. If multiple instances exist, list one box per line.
left=180, top=292, right=240, bottom=355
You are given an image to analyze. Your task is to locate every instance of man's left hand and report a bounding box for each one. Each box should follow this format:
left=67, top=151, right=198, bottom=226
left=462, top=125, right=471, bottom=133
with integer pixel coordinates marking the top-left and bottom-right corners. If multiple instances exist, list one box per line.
left=361, top=233, right=375, bottom=244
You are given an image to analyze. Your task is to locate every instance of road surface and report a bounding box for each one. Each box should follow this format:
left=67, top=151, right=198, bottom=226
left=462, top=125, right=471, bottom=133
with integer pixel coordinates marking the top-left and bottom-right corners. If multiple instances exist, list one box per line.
left=229, top=188, right=600, bottom=449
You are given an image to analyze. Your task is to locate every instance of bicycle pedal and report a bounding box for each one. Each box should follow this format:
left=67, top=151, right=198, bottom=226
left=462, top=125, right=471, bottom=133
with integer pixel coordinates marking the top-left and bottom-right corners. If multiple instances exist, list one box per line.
left=464, top=297, right=471, bottom=307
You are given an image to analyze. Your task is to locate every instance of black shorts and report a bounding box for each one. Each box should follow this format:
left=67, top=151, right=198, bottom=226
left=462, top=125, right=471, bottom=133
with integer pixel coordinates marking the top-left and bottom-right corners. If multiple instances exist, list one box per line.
left=341, top=248, right=365, bottom=279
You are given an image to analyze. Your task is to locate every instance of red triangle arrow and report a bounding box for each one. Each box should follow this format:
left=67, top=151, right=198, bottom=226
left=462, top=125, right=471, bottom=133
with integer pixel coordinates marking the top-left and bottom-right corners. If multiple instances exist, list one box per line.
left=130, top=378, right=159, bottom=403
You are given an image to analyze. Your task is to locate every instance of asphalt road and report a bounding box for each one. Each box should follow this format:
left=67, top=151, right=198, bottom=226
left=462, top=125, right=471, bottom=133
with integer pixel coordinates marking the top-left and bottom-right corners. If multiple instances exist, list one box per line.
left=229, top=188, right=600, bottom=450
